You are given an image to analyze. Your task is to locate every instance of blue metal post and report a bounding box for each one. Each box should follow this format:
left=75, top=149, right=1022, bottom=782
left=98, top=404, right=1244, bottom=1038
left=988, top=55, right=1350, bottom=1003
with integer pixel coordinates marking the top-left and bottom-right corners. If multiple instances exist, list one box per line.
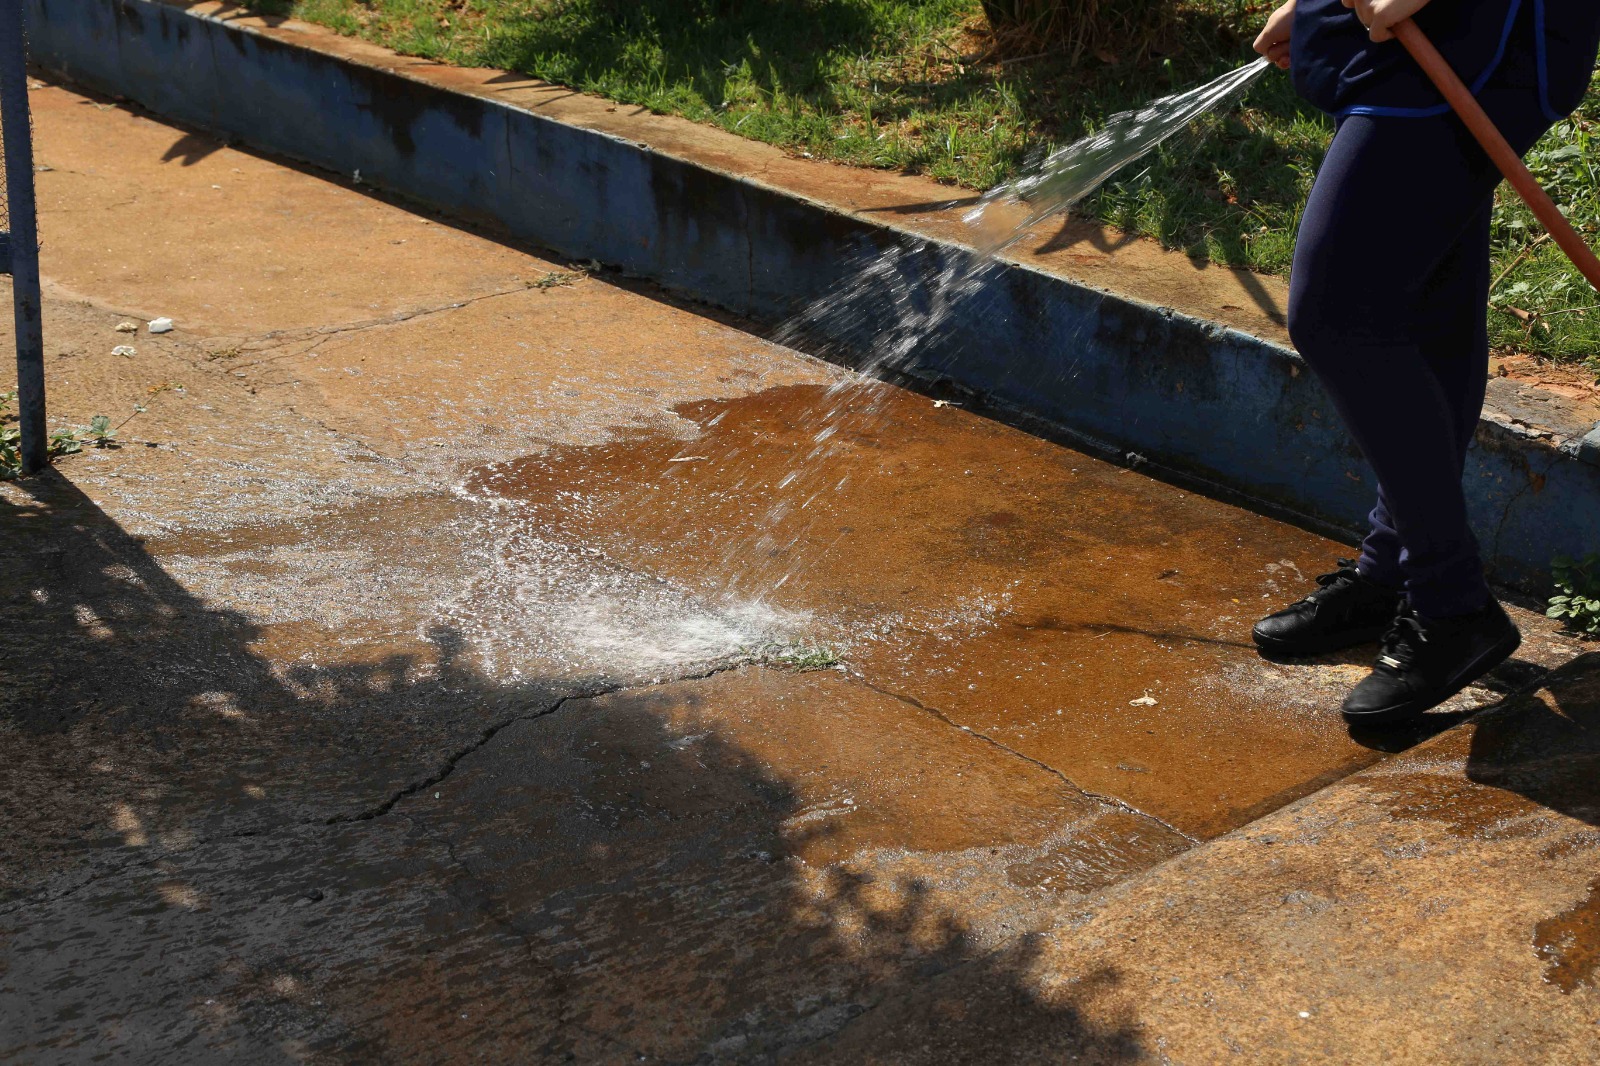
left=0, top=1, right=44, bottom=474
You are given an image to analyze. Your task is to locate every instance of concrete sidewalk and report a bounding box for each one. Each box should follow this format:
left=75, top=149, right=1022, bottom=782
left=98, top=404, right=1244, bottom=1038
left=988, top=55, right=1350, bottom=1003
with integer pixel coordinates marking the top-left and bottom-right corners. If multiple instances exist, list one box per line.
left=2, top=80, right=1597, bottom=1063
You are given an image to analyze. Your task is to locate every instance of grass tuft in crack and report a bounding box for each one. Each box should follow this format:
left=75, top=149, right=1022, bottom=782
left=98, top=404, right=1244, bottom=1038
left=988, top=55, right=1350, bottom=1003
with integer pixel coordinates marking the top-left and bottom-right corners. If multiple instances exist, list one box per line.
left=531, top=268, right=587, bottom=290
left=744, top=642, right=844, bottom=672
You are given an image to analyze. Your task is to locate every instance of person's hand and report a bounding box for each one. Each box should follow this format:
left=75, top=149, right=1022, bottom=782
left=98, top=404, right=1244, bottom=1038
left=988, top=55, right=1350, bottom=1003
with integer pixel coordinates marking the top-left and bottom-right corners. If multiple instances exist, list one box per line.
left=1342, top=0, right=1433, bottom=42
left=1253, top=0, right=1297, bottom=69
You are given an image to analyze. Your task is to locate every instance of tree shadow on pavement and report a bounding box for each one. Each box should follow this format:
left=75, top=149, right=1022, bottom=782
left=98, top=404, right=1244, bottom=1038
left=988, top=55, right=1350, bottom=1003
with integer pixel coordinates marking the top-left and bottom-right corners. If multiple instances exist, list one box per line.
left=0, top=472, right=1151, bottom=1063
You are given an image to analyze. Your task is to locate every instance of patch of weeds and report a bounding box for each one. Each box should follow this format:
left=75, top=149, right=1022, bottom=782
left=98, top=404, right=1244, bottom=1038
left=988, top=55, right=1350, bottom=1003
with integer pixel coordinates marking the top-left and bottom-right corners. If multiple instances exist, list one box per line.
left=752, top=642, right=843, bottom=672
left=49, top=414, right=119, bottom=456
left=0, top=382, right=184, bottom=478
left=0, top=391, right=118, bottom=479
left=530, top=268, right=587, bottom=290
left=1547, top=553, right=1600, bottom=636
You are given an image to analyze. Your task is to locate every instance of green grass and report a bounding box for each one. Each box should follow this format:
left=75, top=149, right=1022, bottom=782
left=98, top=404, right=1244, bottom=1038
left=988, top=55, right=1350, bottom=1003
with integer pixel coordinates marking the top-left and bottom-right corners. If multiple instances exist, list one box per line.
left=1547, top=552, right=1600, bottom=635
left=752, top=642, right=844, bottom=671
left=1487, top=87, right=1600, bottom=363
left=253, top=0, right=1600, bottom=366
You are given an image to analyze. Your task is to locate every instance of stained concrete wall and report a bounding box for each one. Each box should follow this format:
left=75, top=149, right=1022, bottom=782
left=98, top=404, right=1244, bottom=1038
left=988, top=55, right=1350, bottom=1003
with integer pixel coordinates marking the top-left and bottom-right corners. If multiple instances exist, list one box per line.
left=25, top=0, right=1600, bottom=590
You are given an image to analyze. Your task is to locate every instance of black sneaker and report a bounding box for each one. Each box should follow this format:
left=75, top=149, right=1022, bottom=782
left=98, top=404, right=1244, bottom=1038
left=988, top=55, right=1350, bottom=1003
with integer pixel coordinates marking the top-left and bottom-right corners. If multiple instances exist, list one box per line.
left=1252, top=560, right=1402, bottom=657
left=1341, top=600, right=1522, bottom=725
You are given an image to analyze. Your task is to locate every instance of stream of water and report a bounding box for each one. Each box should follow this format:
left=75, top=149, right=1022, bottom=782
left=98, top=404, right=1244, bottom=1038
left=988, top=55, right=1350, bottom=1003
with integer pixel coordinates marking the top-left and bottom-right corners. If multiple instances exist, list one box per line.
left=965, top=57, right=1272, bottom=256
left=713, top=57, right=1275, bottom=594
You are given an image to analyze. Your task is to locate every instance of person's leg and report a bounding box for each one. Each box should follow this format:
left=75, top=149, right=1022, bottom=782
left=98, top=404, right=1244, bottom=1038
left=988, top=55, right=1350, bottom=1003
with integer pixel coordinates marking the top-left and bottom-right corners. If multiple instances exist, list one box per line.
left=1254, top=118, right=1489, bottom=659
left=1288, top=112, right=1501, bottom=619
left=1418, top=203, right=1495, bottom=458
left=1354, top=201, right=1493, bottom=596
left=1289, top=126, right=1525, bottom=721
left=1286, top=73, right=1566, bottom=719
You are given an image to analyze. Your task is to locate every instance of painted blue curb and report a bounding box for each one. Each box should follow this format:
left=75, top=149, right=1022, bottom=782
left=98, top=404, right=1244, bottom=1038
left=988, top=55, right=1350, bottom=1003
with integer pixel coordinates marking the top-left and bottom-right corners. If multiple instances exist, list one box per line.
left=26, top=0, right=1599, bottom=592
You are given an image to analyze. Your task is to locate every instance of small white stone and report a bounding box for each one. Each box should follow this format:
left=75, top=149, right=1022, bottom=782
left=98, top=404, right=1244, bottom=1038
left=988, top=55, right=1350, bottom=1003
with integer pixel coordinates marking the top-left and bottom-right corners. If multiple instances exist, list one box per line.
left=148, top=317, right=174, bottom=334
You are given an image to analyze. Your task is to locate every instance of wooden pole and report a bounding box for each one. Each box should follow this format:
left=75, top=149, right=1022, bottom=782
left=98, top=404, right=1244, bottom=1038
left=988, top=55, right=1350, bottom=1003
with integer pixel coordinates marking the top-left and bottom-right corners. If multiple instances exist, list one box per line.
left=1392, top=17, right=1600, bottom=295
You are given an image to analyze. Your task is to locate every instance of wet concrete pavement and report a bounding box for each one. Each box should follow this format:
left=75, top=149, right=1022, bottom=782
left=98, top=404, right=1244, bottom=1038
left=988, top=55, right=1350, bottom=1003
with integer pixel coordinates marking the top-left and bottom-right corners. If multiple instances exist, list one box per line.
left=4, top=80, right=1598, bottom=1062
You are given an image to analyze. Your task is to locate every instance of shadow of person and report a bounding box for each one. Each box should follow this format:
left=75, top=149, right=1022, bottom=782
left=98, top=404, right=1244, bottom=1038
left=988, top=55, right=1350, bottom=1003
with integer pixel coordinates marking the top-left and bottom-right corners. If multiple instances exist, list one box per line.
left=0, top=471, right=1151, bottom=1062
left=1462, top=650, right=1600, bottom=828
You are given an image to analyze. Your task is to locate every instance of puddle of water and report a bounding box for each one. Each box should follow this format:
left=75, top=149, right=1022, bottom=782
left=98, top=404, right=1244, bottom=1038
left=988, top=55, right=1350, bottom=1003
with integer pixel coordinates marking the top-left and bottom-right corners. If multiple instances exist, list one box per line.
left=461, top=383, right=1225, bottom=626
left=1534, top=875, right=1600, bottom=993
left=465, top=383, right=1385, bottom=837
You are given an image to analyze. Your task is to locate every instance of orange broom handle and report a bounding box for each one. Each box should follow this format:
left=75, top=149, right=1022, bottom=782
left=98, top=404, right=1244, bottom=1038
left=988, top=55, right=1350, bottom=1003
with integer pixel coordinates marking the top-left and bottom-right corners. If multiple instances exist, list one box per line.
left=1391, top=17, right=1600, bottom=294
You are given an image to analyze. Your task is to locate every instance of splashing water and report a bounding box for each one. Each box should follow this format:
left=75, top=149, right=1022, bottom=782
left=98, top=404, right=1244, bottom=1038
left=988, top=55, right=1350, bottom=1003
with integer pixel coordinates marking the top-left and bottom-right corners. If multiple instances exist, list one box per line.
left=463, top=59, right=1275, bottom=654
left=435, top=490, right=817, bottom=680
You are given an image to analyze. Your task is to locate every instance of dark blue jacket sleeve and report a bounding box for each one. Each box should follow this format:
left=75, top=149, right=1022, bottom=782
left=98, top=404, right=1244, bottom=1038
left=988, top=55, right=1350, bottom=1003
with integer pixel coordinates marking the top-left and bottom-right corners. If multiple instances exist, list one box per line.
left=1541, top=0, right=1600, bottom=117
left=1291, top=0, right=1599, bottom=119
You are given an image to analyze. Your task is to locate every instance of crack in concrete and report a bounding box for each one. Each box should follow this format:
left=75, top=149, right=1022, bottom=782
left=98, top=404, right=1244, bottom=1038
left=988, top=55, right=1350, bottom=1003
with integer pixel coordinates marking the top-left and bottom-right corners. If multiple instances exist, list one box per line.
left=1488, top=446, right=1559, bottom=568
left=0, top=661, right=754, bottom=923
left=323, top=658, right=757, bottom=826
left=322, top=695, right=576, bottom=826
left=856, top=679, right=1201, bottom=845
left=225, top=282, right=544, bottom=369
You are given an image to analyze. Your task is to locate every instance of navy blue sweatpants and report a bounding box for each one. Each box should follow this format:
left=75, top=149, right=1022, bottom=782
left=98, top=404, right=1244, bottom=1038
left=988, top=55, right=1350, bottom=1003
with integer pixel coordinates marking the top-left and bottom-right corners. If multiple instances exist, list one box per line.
left=1287, top=45, right=1558, bottom=619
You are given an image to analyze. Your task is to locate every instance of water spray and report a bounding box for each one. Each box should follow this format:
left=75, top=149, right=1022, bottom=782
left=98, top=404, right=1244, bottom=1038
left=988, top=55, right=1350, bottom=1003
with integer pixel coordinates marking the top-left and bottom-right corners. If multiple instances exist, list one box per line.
left=964, top=58, right=1271, bottom=255
left=967, top=24, right=1600, bottom=298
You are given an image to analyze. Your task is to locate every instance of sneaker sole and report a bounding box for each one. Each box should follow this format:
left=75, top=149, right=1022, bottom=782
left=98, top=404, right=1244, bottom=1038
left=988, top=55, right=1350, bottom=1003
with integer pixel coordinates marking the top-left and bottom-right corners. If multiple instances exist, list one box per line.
left=1251, top=623, right=1391, bottom=658
left=1340, top=624, right=1523, bottom=726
